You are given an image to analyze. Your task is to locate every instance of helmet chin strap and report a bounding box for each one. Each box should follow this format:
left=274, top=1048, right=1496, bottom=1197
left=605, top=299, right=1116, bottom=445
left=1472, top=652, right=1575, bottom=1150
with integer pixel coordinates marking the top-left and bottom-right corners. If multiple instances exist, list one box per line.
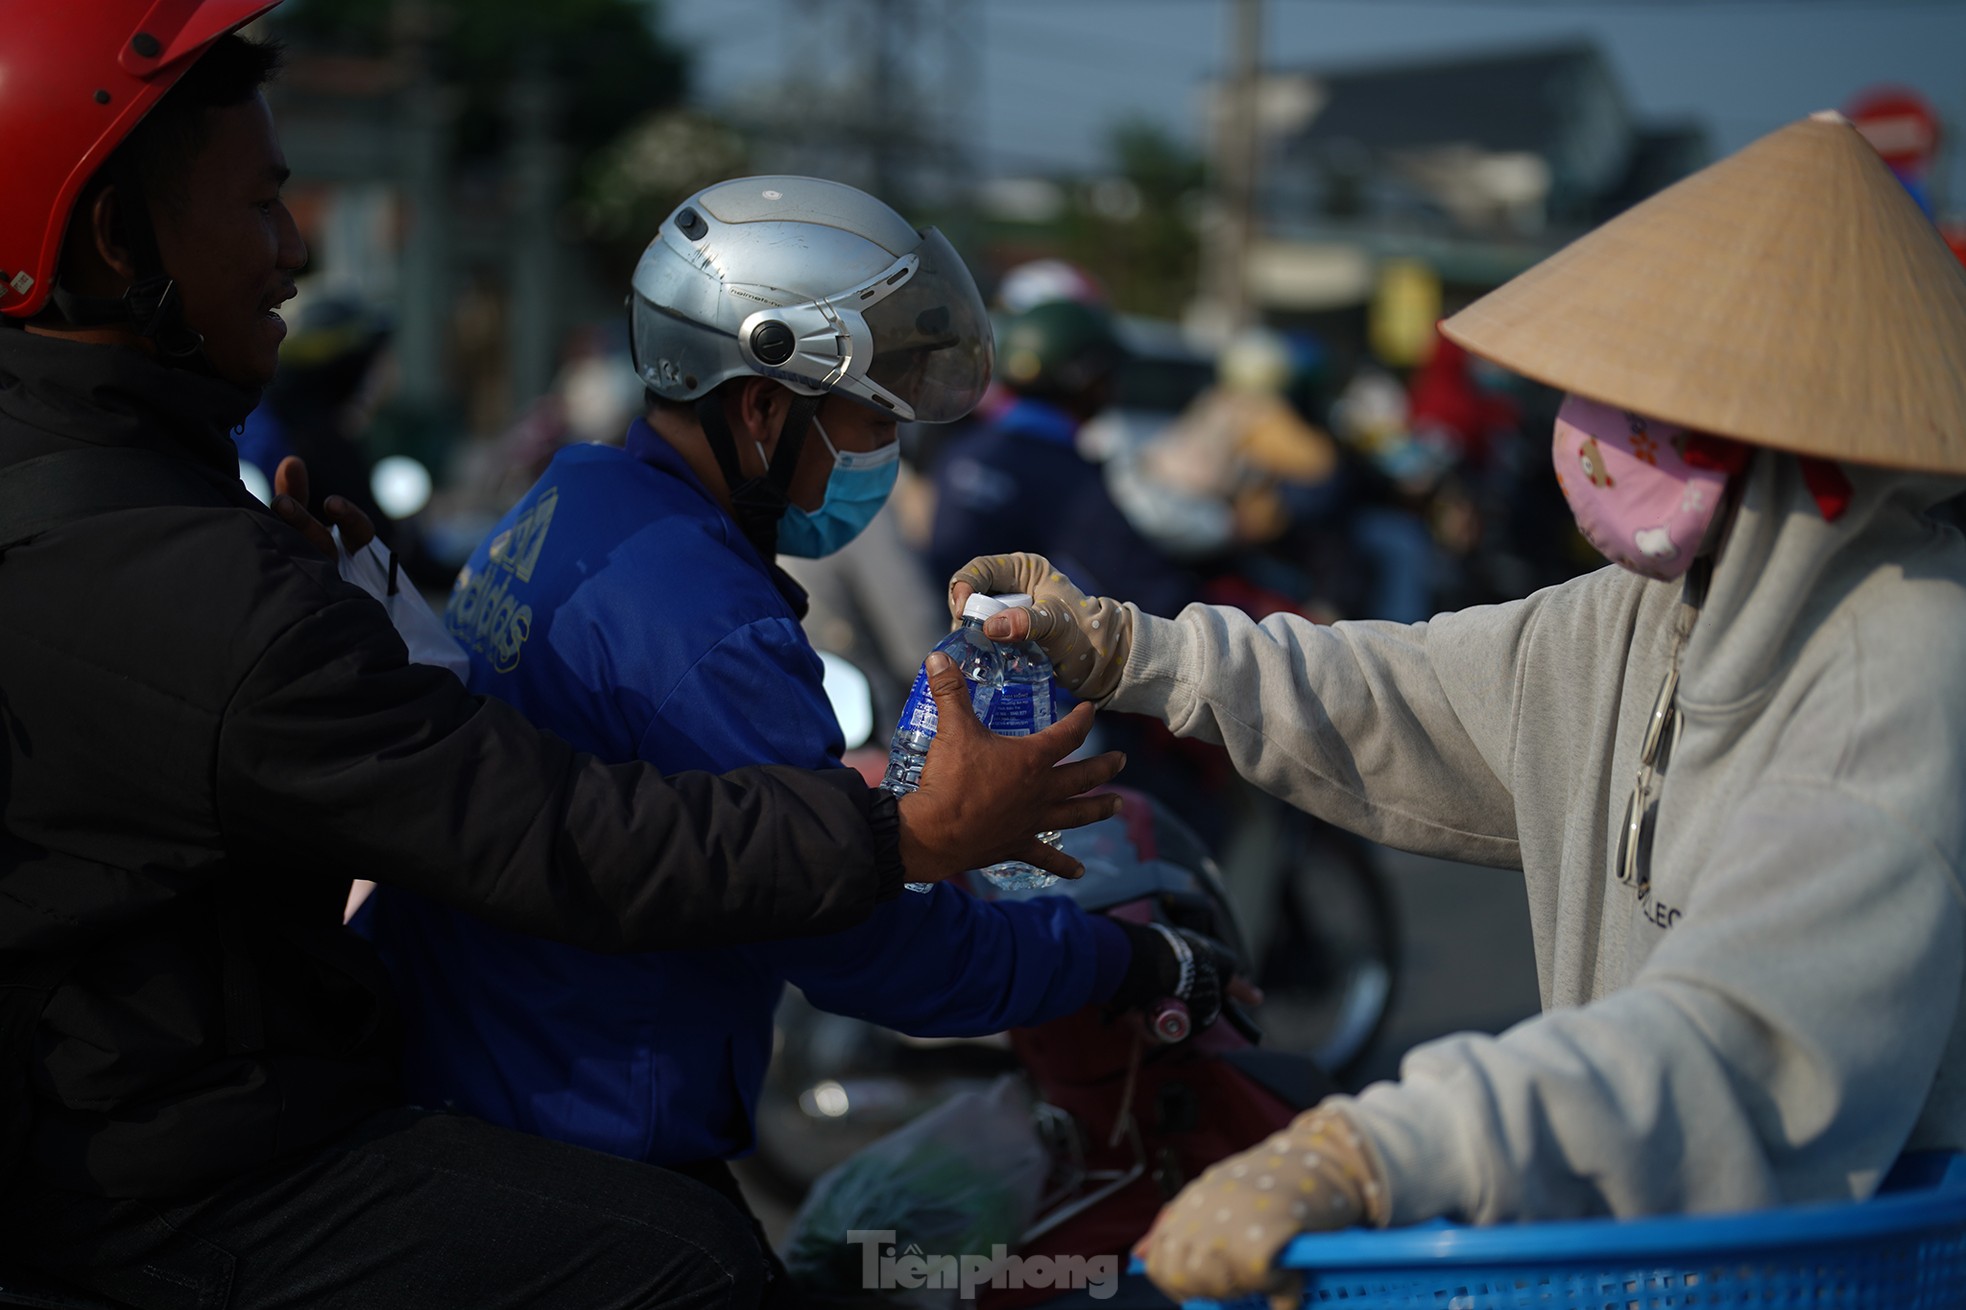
left=47, top=166, right=205, bottom=362
left=697, top=390, right=822, bottom=565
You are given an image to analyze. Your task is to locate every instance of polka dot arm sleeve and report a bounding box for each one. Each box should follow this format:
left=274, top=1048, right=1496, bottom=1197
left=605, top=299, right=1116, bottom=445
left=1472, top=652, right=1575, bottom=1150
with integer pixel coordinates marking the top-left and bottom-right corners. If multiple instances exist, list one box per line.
left=1141, top=1103, right=1387, bottom=1306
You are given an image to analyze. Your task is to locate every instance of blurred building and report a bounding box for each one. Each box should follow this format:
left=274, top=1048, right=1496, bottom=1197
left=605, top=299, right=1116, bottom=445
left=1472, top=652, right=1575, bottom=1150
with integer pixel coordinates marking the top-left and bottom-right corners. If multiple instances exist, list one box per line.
left=746, top=0, right=981, bottom=216
left=263, top=48, right=451, bottom=424
left=259, top=33, right=614, bottom=444
left=1202, top=42, right=1711, bottom=347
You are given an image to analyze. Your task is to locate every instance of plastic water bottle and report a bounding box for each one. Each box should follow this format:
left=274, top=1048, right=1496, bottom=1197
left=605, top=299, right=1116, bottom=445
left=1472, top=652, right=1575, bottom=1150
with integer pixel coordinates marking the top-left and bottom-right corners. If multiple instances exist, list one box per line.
left=883, top=594, right=1008, bottom=892
left=978, top=593, right=1063, bottom=892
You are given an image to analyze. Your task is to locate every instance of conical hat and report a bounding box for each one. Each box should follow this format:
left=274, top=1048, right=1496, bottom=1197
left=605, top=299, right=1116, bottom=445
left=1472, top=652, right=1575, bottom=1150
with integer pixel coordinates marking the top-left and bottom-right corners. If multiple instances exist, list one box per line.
left=1442, top=114, right=1966, bottom=474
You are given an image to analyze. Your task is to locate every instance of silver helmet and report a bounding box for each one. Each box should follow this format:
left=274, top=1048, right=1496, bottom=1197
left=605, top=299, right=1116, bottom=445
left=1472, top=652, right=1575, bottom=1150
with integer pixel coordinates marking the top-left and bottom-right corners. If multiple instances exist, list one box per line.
left=629, top=176, right=994, bottom=424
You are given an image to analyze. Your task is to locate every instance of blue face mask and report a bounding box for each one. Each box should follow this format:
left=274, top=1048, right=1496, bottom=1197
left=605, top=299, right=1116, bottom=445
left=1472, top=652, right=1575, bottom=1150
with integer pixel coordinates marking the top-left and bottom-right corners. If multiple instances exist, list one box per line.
left=774, top=418, right=901, bottom=558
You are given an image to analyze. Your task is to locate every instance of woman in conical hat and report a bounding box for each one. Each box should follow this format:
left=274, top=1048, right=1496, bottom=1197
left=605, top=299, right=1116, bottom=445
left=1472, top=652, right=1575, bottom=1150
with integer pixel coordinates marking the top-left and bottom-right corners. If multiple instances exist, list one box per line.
left=951, top=112, right=1966, bottom=1303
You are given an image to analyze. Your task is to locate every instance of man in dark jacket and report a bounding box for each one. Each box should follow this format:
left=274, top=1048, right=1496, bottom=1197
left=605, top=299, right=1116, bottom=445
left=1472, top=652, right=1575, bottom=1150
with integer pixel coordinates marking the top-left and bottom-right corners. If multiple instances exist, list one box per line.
left=0, top=8, right=1120, bottom=1307
left=928, top=299, right=1127, bottom=585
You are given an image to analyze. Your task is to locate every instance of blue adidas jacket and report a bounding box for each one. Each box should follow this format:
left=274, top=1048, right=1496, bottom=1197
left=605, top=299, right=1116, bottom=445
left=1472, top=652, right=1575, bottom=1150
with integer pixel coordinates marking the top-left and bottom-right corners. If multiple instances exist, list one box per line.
left=361, top=421, right=1130, bottom=1167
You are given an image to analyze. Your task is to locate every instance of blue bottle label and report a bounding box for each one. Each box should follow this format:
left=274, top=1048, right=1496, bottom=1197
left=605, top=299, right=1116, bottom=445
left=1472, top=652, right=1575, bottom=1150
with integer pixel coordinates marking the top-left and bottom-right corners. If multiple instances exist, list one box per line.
left=897, top=669, right=998, bottom=743
left=990, top=681, right=1045, bottom=737
left=898, top=667, right=940, bottom=740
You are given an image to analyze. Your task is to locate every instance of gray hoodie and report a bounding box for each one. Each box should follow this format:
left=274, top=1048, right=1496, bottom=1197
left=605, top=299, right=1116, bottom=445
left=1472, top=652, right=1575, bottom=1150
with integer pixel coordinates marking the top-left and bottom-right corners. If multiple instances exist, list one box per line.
left=1109, top=451, right=1966, bottom=1224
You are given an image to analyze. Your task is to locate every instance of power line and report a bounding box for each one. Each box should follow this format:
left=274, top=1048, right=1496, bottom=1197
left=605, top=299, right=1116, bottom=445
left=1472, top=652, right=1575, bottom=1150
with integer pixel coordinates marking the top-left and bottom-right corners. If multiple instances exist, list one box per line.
left=1297, top=0, right=1966, bottom=5
left=990, top=12, right=1204, bottom=61
left=990, top=63, right=1171, bottom=107
left=986, top=0, right=1965, bottom=8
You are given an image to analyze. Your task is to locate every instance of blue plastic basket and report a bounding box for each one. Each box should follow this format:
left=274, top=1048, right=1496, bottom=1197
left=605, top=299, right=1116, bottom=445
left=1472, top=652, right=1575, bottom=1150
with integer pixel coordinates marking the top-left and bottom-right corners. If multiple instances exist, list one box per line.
left=1178, top=1152, right=1966, bottom=1309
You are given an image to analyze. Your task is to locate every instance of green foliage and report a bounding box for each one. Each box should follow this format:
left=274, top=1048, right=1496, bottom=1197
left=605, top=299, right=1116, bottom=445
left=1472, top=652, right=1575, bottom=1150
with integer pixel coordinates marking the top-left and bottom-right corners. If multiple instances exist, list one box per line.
left=1111, top=117, right=1207, bottom=206
left=574, top=107, right=751, bottom=271
left=1079, top=117, right=1206, bottom=320
left=975, top=117, right=1205, bottom=321
left=274, top=0, right=689, bottom=165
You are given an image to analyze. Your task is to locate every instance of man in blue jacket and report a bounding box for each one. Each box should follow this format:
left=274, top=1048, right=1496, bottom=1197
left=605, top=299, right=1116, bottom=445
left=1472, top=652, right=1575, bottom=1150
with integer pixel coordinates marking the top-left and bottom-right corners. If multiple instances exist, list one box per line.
left=362, top=177, right=1221, bottom=1294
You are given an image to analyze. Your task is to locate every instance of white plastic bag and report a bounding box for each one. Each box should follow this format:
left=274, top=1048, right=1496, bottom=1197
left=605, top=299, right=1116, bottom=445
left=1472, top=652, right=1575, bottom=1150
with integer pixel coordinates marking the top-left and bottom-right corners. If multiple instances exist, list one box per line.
left=335, top=528, right=472, bottom=924
left=333, top=527, right=470, bottom=681
left=781, top=1076, right=1048, bottom=1309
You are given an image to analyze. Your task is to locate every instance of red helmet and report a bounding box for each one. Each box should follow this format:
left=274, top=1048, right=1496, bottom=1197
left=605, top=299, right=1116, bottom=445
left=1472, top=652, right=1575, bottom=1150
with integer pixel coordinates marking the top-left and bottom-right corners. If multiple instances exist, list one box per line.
left=0, top=0, right=282, bottom=319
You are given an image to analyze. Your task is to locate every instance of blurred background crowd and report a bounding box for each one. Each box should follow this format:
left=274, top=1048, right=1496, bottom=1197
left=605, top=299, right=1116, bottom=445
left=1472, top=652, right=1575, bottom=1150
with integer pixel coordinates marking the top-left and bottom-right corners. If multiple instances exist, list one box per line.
left=227, top=0, right=1966, bottom=1200
left=234, top=0, right=1964, bottom=673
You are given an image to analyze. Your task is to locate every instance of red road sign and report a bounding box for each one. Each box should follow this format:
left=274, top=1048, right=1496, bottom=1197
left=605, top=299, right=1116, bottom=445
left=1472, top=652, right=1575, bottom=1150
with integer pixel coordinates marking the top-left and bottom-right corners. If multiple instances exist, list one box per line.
left=1846, top=86, right=1941, bottom=173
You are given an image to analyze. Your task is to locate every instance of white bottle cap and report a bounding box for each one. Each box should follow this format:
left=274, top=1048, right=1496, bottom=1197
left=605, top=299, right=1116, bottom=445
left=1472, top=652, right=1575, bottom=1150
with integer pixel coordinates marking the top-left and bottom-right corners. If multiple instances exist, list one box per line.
left=962, top=593, right=1010, bottom=621
left=993, top=593, right=1033, bottom=608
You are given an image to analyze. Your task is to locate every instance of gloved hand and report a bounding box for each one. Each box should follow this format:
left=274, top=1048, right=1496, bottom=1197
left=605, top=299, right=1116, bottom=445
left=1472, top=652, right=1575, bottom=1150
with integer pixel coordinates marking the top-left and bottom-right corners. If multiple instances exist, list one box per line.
left=1136, top=1103, right=1387, bottom=1310
left=1111, top=920, right=1241, bottom=1031
left=948, top=553, right=1134, bottom=703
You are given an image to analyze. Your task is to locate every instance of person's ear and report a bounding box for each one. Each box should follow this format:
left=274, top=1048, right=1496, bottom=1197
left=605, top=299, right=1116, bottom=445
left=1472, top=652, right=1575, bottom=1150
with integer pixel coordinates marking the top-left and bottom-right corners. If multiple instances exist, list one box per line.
left=728, top=377, right=794, bottom=454
left=84, top=186, right=140, bottom=286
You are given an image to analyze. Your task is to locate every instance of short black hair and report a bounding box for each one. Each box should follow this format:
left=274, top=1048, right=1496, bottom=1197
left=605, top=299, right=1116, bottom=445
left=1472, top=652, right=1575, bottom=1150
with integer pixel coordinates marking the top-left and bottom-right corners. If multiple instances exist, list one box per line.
left=648, top=384, right=761, bottom=420
left=65, top=32, right=282, bottom=249
left=111, top=33, right=286, bottom=213
left=647, top=388, right=695, bottom=417
left=44, top=34, right=283, bottom=315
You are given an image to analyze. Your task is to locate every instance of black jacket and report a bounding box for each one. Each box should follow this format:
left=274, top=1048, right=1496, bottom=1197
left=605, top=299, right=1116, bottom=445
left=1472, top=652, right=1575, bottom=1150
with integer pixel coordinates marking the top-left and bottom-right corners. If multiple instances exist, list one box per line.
left=0, top=328, right=904, bottom=1199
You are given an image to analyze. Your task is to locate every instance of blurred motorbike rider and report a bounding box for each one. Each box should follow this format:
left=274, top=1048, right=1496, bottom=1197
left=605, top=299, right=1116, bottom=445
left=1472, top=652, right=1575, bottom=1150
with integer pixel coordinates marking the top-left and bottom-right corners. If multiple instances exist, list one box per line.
left=928, top=297, right=1124, bottom=583
left=361, top=177, right=1232, bottom=1303
left=0, top=7, right=1123, bottom=1307
left=930, top=298, right=1196, bottom=618
left=257, top=293, right=393, bottom=525
left=953, top=114, right=1966, bottom=1305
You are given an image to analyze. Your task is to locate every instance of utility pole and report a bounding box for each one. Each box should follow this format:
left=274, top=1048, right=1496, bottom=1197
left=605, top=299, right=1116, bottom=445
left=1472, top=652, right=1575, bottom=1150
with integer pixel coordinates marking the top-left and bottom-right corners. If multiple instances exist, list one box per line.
left=939, top=0, right=982, bottom=246
left=774, top=0, right=977, bottom=214
left=392, top=0, right=453, bottom=412
left=867, top=0, right=905, bottom=200
left=1205, top=0, right=1263, bottom=333
left=505, top=59, right=566, bottom=414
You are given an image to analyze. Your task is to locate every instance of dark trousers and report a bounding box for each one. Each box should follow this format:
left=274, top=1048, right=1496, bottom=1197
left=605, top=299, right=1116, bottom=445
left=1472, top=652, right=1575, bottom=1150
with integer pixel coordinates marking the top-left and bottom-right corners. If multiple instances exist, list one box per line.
left=2, top=1109, right=771, bottom=1309
left=670, top=1161, right=804, bottom=1310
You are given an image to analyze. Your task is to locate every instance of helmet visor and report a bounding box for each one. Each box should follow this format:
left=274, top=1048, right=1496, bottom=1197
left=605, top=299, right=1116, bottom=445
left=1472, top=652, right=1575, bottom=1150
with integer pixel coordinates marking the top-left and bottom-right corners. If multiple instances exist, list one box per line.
left=856, top=228, right=994, bottom=423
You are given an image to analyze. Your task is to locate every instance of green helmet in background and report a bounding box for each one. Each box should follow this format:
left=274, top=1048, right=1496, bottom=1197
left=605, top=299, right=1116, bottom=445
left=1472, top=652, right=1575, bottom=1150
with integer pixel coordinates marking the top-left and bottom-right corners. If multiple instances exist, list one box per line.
left=995, top=299, right=1127, bottom=403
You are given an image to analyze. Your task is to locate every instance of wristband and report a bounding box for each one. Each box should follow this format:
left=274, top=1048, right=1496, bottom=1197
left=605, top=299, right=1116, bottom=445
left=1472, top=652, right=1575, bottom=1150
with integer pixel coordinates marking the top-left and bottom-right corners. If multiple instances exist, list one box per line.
left=1149, top=922, right=1196, bottom=1000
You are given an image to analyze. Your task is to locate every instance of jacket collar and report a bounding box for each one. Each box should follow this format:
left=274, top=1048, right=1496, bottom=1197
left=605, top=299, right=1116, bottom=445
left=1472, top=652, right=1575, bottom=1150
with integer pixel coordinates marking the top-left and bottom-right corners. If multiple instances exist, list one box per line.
left=0, top=325, right=260, bottom=473
left=994, top=396, right=1082, bottom=448
left=621, top=416, right=810, bottom=617
left=1681, top=451, right=1966, bottom=709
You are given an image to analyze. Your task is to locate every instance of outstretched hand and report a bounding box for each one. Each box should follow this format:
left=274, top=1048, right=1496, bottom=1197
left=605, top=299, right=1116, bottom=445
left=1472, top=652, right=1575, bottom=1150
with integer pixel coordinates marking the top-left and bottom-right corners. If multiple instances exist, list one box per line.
left=1134, top=1103, right=1386, bottom=1310
left=895, top=651, right=1125, bottom=885
left=948, top=552, right=1135, bottom=703
left=272, top=456, right=378, bottom=560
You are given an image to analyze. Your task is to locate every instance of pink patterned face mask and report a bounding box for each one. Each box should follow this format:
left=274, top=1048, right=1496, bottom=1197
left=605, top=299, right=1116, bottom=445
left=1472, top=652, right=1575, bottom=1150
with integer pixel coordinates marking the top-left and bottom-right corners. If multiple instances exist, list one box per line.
left=1552, top=395, right=1746, bottom=581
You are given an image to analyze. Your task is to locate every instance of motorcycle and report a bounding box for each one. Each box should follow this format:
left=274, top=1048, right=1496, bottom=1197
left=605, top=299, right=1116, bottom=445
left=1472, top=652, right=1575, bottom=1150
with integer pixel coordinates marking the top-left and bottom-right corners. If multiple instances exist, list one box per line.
left=772, top=782, right=1339, bottom=1308
left=752, top=661, right=1398, bottom=1211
